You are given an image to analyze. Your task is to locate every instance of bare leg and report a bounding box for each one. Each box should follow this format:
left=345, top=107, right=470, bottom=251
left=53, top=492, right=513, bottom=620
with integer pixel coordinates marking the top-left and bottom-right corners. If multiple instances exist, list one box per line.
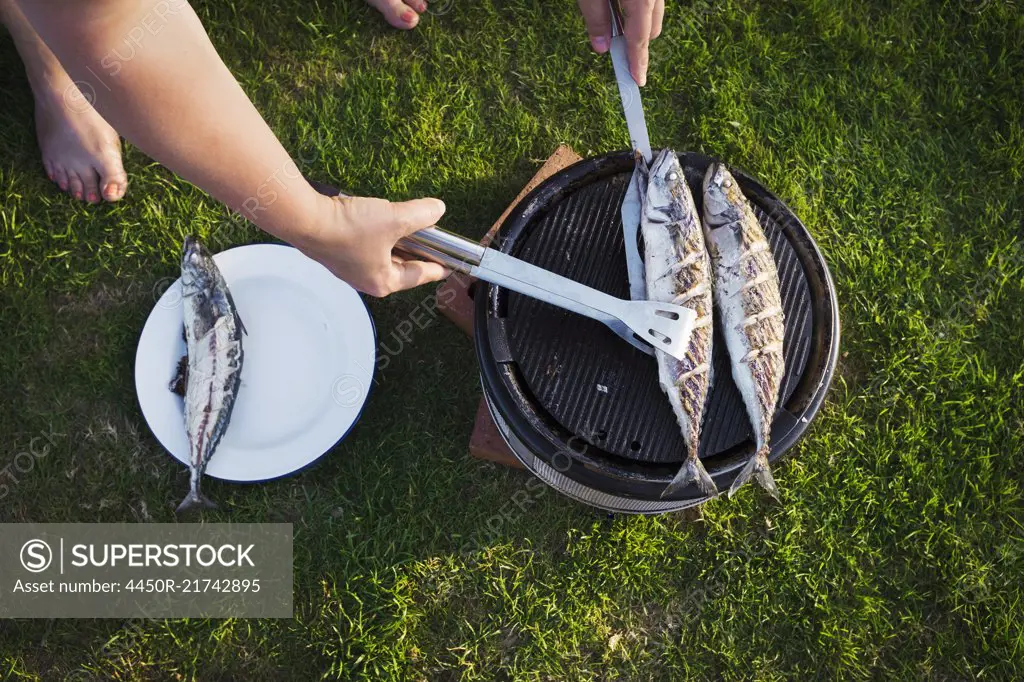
left=0, top=0, right=127, bottom=202
left=365, top=0, right=430, bottom=29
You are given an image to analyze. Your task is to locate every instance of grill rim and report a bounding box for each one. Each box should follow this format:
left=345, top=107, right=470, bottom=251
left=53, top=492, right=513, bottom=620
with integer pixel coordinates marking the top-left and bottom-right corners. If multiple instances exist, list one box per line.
left=482, top=387, right=706, bottom=515
left=474, top=150, right=841, bottom=505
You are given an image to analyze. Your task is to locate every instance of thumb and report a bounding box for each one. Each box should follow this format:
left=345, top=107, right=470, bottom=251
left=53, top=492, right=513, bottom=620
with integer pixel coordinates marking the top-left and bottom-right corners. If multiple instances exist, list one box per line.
left=390, top=197, right=447, bottom=237
left=577, top=0, right=611, bottom=53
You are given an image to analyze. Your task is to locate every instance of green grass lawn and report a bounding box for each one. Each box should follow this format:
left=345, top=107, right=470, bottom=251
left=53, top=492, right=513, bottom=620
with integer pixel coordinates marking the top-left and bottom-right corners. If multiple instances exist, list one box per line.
left=2, top=0, right=1023, bottom=678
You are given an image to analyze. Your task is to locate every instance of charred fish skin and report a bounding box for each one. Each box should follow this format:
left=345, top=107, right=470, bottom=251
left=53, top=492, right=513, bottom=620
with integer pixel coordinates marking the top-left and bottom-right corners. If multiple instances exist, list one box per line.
left=641, top=150, right=718, bottom=498
left=176, top=236, right=245, bottom=514
left=702, top=163, right=784, bottom=500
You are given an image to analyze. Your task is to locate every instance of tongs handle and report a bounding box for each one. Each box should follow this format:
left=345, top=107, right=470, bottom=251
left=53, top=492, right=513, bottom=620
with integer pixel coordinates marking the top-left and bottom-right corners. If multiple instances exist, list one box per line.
left=397, top=227, right=483, bottom=265
left=394, top=227, right=484, bottom=275
left=608, top=0, right=625, bottom=37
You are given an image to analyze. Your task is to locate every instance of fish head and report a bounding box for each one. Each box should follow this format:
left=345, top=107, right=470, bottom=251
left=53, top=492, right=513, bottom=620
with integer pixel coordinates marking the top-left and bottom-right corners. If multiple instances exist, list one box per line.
left=643, top=149, right=688, bottom=224
left=180, top=236, right=217, bottom=297
left=701, top=163, right=746, bottom=258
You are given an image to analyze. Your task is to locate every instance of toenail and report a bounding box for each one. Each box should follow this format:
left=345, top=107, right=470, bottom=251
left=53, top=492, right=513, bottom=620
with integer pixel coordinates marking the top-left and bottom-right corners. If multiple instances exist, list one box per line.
left=87, top=192, right=98, bottom=202
left=402, top=10, right=415, bottom=21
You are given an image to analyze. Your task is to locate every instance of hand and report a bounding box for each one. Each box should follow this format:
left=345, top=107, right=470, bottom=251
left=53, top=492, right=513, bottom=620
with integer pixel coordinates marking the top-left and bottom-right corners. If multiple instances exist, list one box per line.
left=295, top=194, right=450, bottom=297
left=577, top=0, right=664, bottom=86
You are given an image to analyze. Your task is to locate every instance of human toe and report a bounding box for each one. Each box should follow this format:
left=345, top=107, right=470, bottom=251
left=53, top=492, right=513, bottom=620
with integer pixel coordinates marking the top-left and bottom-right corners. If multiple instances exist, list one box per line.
left=51, top=166, right=69, bottom=192
left=79, top=168, right=102, bottom=204
left=67, top=173, right=85, bottom=201
left=97, top=155, right=128, bottom=202
left=367, top=0, right=420, bottom=28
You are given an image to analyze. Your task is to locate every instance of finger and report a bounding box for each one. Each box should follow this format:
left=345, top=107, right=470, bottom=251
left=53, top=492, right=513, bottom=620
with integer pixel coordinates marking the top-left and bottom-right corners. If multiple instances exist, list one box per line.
left=389, top=258, right=450, bottom=292
left=577, top=0, right=612, bottom=53
left=392, top=253, right=452, bottom=278
left=651, top=0, right=664, bottom=40
left=622, top=0, right=654, bottom=86
left=390, top=197, right=447, bottom=237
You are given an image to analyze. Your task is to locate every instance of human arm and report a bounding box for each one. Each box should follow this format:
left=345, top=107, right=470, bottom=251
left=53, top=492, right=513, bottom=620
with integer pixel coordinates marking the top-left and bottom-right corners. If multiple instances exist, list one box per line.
left=16, top=0, right=445, bottom=295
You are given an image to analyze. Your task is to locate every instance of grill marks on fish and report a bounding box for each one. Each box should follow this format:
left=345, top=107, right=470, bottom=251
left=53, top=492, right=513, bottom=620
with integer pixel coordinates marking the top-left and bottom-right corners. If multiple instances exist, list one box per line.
left=641, top=150, right=718, bottom=498
left=173, top=236, right=245, bottom=515
left=654, top=251, right=706, bottom=282
left=742, top=307, right=784, bottom=327
left=671, top=281, right=711, bottom=307
left=702, top=163, right=785, bottom=500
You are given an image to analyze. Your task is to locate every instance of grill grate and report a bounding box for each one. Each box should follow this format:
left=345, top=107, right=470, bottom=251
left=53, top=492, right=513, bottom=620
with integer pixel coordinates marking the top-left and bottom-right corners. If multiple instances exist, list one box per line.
left=499, top=157, right=813, bottom=467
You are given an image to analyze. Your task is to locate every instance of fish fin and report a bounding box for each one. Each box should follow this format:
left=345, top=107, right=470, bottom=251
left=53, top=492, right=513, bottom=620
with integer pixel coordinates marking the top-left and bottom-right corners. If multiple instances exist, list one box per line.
left=168, top=355, right=189, bottom=396
left=226, top=289, right=248, bottom=336
left=175, top=490, right=218, bottom=515
left=662, top=457, right=718, bottom=498
left=728, top=448, right=780, bottom=501
left=755, top=464, right=781, bottom=502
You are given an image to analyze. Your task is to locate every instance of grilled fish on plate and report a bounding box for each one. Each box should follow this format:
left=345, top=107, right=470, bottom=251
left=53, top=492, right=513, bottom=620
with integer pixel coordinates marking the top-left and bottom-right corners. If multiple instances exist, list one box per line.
left=169, top=236, right=246, bottom=513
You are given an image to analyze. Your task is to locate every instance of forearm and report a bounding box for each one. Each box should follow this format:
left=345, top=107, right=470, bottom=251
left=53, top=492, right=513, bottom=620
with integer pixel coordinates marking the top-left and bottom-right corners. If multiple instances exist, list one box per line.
left=17, top=0, right=323, bottom=241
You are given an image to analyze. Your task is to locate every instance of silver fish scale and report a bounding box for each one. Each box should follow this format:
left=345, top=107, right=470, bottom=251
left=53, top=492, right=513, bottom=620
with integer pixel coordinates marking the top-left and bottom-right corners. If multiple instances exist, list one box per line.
left=658, top=220, right=713, bottom=448
left=184, top=314, right=243, bottom=471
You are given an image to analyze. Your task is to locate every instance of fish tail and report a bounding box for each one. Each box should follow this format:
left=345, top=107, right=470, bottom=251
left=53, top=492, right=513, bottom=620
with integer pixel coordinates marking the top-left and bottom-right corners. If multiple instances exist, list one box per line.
left=728, top=447, right=780, bottom=501
left=175, top=489, right=218, bottom=515
left=662, top=456, right=719, bottom=498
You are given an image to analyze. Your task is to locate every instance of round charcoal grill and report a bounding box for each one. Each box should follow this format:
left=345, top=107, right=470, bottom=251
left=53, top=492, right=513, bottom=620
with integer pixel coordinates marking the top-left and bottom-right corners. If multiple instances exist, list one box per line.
left=475, top=151, right=840, bottom=513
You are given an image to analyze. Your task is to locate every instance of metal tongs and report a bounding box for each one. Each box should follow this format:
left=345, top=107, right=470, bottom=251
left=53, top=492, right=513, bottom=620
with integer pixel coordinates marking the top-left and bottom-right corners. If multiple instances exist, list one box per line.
left=395, top=227, right=695, bottom=360
left=332, top=189, right=690, bottom=358
left=608, top=0, right=652, bottom=302
left=608, top=0, right=652, bottom=163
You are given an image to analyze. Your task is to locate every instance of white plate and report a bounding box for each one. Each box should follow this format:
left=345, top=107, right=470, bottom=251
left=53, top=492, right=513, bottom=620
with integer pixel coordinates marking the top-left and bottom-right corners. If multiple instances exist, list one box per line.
left=135, top=244, right=376, bottom=482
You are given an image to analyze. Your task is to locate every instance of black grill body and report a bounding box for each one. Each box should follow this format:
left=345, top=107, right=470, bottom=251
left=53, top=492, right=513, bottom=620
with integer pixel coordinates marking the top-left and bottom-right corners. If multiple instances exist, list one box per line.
left=475, top=151, right=840, bottom=510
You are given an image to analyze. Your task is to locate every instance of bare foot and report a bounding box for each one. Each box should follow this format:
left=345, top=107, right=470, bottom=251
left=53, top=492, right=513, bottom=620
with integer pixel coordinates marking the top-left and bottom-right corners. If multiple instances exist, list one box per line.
left=365, top=0, right=429, bottom=29
left=1, top=0, right=127, bottom=203
left=32, top=77, right=128, bottom=203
